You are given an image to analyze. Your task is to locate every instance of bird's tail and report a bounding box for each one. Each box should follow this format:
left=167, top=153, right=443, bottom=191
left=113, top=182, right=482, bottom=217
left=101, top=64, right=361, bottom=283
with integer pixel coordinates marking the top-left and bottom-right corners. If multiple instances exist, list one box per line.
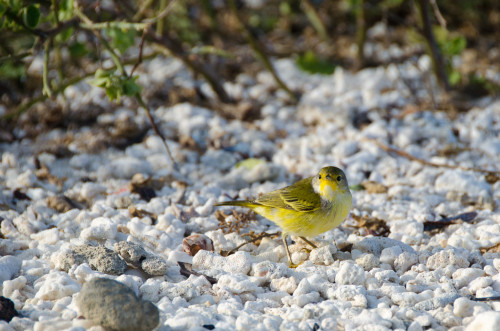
left=215, top=200, right=258, bottom=208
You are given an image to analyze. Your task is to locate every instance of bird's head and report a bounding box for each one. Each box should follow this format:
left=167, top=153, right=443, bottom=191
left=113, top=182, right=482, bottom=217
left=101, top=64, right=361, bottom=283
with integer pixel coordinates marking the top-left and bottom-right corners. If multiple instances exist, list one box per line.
left=312, top=166, right=350, bottom=202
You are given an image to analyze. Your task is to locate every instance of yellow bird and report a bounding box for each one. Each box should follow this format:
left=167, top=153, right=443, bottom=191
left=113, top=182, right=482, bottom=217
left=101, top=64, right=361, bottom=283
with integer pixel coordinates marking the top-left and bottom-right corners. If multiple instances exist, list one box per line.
left=216, top=166, right=352, bottom=267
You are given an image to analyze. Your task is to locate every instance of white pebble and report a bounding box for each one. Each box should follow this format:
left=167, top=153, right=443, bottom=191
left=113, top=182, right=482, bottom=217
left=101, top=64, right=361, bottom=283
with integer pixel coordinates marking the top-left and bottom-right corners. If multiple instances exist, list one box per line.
left=335, top=261, right=366, bottom=285
left=453, top=297, right=490, bottom=318
left=427, top=249, right=470, bottom=270
left=309, top=245, right=336, bottom=266
left=193, top=250, right=252, bottom=275
left=452, top=268, right=485, bottom=289
left=0, top=256, right=22, bottom=283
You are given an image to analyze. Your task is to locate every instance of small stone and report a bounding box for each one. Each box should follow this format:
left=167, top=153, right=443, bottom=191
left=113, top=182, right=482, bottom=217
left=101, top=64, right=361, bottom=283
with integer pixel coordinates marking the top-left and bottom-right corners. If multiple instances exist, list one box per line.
left=465, top=311, right=500, bottom=331
left=114, top=241, right=148, bottom=265
left=0, top=256, right=22, bottom=283
left=193, top=250, right=252, bottom=275
left=353, top=237, right=415, bottom=257
left=77, top=277, right=159, bottom=331
left=114, top=241, right=168, bottom=276
left=427, top=249, right=469, bottom=270
left=183, top=234, right=214, bottom=256
left=335, top=261, right=366, bottom=285
left=0, top=296, right=19, bottom=322
left=141, top=257, right=168, bottom=276
left=394, top=251, right=419, bottom=273
left=309, top=245, right=336, bottom=266
left=453, top=297, right=490, bottom=318
left=362, top=181, right=388, bottom=194
left=58, top=245, right=127, bottom=275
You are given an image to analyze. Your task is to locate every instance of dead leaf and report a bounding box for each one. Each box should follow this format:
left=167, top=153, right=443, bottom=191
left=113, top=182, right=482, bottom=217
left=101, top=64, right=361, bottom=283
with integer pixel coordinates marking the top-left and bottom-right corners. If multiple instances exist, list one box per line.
left=183, top=234, right=214, bottom=256
left=215, top=209, right=257, bottom=234
left=361, top=181, right=388, bottom=194
left=47, top=195, right=82, bottom=212
left=13, top=189, right=31, bottom=201
left=480, top=242, right=500, bottom=254
left=351, top=214, right=390, bottom=237
left=424, top=211, right=477, bottom=232
left=129, top=174, right=156, bottom=202
left=485, top=173, right=500, bottom=184
left=437, top=144, right=468, bottom=157
left=129, top=206, right=158, bottom=222
left=178, top=261, right=217, bottom=284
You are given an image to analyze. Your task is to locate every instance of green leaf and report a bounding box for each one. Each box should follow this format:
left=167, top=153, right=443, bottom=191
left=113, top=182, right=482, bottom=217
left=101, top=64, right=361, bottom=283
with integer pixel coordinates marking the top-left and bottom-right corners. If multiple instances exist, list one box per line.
left=448, top=70, right=461, bottom=86
left=0, top=60, right=25, bottom=79
left=296, top=51, right=335, bottom=75
left=349, top=184, right=365, bottom=192
left=121, top=77, right=141, bottom=96
left=57, top=27, right=73, bottom=42
left=58, top=0, right=73, bottom=21
left=380, top=0, right=404, bottom=9
left=68, top=42, right=87, bottom=58
left=106, top=28, right=136, bottom=54
left=236, top=158, right=266, bottom=170
left=22, top=4, right=40, bottom=28
left=446, top=35, right=466, bottom=56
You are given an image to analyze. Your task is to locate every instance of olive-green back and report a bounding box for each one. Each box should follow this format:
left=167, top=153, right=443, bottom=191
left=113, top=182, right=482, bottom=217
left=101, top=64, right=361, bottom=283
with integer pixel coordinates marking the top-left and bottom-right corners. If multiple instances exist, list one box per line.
left=255, top=177, right=320, bottom=212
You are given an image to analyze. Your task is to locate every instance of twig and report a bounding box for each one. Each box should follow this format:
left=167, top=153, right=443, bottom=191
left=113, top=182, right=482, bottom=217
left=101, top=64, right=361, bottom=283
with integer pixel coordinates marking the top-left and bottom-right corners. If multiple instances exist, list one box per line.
left=224, top=232, right=280, bottom=256
left=415, top=0, right=450, bottom=91
left=367, top=138, right=500, bottom=175
left=148, top=33, right=233, bottom=103
left=467, top=295, right=500, bottom=302
left=0, top=52, right=33, bottom=63
left=76, top=6, right=178, bottom=170
left=136, top=95, right=178, bottom=170
left=429, top=0, right=446, bottom=28
left=133, top=0, right=156, bottom=21
left=130, top=27, right=148, bottom=77
left=3, top=53, right=159, bottom=120
left=227, top=0, right=298, bottom=102
left=43, top=39, right=53, bottom=97
left=79, top=21, right=149, bottom=30
left=355, top=0, right=366, bottom=69
left=301, top=0, right=329, bottom=42
left=143, top=0, right=178, bottom=24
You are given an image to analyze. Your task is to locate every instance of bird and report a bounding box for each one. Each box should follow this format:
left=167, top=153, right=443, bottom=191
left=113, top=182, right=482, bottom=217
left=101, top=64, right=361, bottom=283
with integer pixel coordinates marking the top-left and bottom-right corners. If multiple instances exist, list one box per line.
left=215, top=166, right=352, bottom=267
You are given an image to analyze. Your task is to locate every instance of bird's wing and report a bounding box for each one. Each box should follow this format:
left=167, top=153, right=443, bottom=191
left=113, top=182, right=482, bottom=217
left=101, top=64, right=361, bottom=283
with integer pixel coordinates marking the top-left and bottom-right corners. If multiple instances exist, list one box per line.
left=256, top=177, right=320, bottom=212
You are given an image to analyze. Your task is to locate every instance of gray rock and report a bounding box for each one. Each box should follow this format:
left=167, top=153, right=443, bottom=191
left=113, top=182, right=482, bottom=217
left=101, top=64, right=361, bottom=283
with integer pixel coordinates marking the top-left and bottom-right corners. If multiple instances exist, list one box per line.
left=0, top=256, right=22, bottom=283
left=77, top=277, right=159, bottom=331
left=114, top=241, right=168, bottom=276
left=114, top=241, right=148, bottom=265
left=141, top=257, right=168, bottom=276
left=353, top=237, right=415, bottom=257
left=59, top=245, right=127, bottom=275
left=414, top=293, right=460, bottom=311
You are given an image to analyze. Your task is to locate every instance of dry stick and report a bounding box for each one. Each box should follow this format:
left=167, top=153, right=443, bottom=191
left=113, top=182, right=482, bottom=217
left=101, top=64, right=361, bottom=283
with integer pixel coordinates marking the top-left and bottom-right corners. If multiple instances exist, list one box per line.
left=225, top=232, right=280, bottom=256
left=130, top=28, right=148, bottom=77
left=367, top=139, right=500, bottom=175
left=42, top=39, right=53, bottom=97
left=3, top=53, right=159, bottom=120
left=429, top=0, right=447, bottom=28
left=468, top=295, right=500, bottom=302
left=83, top=21, right=179, bottom=170
left=302, top=0, right=329, bottom=42
left=148, top=32, right=233, bottom=104
left=227, top=0, right=297, bottom=102
left=136, top=95, right=178, bottom=171
left=355, top=0, right=367, bottom=69
left=415, top=0, right=450, bottom=91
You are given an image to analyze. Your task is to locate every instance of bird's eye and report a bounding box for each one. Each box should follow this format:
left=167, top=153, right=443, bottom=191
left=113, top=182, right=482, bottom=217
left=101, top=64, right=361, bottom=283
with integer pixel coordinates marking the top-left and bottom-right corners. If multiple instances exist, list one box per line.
left=336, top=175, right=342, bottom=181
left=318, top=175, right=322, bottom=179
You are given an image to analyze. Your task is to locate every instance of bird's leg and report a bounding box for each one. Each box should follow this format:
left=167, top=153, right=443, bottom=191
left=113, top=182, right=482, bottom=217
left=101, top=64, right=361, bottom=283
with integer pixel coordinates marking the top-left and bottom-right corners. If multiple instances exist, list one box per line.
left=282, top=234, right=302, bottom=268
left=299, top=236, right=317, bottom=249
